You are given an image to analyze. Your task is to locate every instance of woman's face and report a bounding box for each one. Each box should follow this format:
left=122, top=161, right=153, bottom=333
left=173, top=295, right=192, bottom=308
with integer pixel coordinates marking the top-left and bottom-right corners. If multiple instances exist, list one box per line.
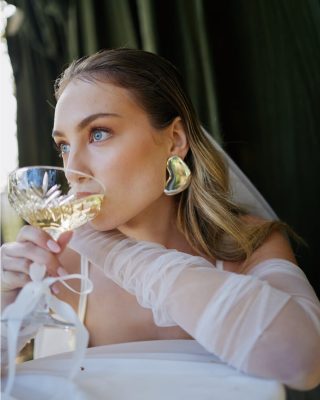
left=53, top=79, right=177, bottom=232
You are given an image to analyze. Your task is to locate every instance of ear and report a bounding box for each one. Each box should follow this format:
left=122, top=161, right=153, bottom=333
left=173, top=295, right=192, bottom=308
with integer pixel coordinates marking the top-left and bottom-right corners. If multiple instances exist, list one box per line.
left=168, top=117, right=189, bottom=159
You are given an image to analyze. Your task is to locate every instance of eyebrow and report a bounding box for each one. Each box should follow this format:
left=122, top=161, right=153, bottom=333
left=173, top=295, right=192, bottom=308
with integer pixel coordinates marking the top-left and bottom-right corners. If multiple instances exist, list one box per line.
left=52, top=112, right=121, bottom=138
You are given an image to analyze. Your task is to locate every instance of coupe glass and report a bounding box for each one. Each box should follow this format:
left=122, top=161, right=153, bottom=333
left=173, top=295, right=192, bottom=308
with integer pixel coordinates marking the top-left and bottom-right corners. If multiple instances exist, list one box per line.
left=5, top=165, right=105, bottom=327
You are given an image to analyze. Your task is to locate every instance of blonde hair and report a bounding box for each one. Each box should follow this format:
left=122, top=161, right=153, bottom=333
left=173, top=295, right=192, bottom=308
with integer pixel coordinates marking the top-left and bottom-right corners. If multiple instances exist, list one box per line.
left=55, top=48, right=293, bottom=262
left=179, top=128, right=290, bottom=261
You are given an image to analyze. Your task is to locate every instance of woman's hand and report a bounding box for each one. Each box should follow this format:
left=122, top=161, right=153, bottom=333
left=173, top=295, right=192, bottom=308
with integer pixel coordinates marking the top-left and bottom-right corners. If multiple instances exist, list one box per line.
left=1, top=226, right=73, bottom=293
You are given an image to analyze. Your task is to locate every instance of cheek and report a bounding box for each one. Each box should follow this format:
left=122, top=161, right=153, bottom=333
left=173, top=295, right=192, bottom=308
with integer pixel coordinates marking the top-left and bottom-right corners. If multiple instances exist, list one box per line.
left=94, top=142, right=167, bottom=193
left=111, top=157, right=166, bottom=201
left=91, top=149, right=167, bottom=225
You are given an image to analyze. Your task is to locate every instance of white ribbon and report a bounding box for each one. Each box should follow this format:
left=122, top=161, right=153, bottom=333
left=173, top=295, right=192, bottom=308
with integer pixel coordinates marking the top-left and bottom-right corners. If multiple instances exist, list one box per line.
left=1, top=263, right=93, bottom=398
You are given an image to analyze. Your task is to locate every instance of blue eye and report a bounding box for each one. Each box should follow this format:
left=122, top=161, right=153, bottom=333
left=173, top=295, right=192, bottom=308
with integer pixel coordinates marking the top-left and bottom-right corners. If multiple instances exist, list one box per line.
left=91, top=129, right=110, bottom=142
left=54, top=142, right=70, bottom=157
left=60, top=143, right=70, bottom=153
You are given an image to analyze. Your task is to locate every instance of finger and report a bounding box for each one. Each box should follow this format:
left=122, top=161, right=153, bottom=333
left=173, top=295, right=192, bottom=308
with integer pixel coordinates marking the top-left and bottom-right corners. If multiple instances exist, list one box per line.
left=1, top=254, right=31, bottom=274
left=16, top=225, right=61, bottom=254
left=1, top=270, right=31, bottom=291
left=5, top=242, right=60, bottom=276
left=57, top=231, right=73, bottom=251
left=51, top=283, right=60, bottom=295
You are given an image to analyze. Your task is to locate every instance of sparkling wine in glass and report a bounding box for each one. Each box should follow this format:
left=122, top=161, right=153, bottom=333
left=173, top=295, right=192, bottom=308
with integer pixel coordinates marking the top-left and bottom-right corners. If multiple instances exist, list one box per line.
left=6, top=165, right=105, bottom=326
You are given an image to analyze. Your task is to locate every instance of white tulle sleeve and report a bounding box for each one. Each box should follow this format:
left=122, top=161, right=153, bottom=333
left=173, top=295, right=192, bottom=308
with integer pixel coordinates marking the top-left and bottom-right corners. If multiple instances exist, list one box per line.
left=69, top=224, right=320, bottom=389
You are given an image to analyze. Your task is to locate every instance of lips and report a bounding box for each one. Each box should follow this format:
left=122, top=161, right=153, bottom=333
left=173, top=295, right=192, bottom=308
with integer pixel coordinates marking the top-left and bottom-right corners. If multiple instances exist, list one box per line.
left=76, top=192, right=94, bottom=199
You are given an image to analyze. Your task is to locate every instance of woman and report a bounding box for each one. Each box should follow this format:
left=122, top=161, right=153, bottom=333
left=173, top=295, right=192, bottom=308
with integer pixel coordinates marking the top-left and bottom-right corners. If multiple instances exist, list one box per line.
left=1, top=48, right=320, bottom=390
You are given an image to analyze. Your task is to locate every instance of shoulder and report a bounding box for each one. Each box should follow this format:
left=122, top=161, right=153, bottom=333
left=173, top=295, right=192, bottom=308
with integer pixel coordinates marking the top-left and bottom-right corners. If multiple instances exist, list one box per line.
left=241, top=215, right=297, bottom=274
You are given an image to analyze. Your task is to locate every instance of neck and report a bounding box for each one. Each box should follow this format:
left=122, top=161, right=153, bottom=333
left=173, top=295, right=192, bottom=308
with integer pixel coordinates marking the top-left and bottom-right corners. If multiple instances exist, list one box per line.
left=117, top=195, right=197, bottom=254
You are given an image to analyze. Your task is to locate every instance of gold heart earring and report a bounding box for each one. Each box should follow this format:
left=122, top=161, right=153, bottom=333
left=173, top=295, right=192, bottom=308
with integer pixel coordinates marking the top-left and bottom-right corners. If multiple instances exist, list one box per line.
left=164, top=155, right=192, bottom=196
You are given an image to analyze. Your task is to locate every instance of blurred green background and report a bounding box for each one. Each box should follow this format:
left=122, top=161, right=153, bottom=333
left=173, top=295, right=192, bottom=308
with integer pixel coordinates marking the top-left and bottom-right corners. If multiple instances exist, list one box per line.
left=2, top=1, right=320, bottom=398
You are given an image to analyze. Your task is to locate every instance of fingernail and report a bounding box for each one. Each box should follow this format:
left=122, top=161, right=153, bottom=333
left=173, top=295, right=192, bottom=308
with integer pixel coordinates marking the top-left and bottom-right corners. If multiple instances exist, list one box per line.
left=52, top=284, right=60, bottom=294
left=47, top=240, right=61, bottom=253
left=57, top=267, right=68, bottom=276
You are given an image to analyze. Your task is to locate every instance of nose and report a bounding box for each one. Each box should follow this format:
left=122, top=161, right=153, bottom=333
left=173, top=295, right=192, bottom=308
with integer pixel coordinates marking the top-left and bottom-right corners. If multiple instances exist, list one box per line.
left=64, top=146, right=90, bottom=177
left=63, top=148, right=93, bottom=190
left=65, top=169, right=88, bottom=185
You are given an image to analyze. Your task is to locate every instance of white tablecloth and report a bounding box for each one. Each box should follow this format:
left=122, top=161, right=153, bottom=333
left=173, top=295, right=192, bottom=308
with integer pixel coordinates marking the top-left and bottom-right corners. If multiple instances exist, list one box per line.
left=2, top=340, right=285, bottom=400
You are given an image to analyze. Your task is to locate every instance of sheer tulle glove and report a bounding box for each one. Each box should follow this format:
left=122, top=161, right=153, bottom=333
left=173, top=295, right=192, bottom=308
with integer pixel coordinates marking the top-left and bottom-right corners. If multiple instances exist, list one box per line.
left=69, top=224, right=320, bottom=389
left=70, top=224, right=207, bottom=325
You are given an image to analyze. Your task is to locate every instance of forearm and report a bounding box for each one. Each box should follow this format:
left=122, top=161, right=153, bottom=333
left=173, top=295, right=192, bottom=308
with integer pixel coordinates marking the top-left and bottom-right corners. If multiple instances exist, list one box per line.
left=167, top=269, right=320, bottom=389
left=246, top=300, right=320, bottom=390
